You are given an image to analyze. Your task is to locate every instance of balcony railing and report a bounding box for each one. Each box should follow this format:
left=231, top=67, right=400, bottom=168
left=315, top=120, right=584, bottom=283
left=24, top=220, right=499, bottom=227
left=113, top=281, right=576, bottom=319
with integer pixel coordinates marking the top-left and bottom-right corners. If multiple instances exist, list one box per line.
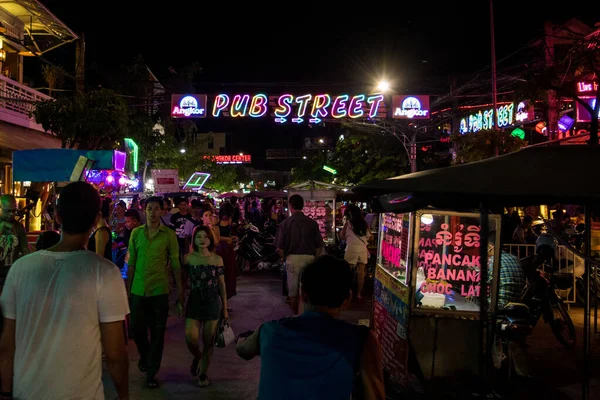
left=0, top=74, right=51, bottom=132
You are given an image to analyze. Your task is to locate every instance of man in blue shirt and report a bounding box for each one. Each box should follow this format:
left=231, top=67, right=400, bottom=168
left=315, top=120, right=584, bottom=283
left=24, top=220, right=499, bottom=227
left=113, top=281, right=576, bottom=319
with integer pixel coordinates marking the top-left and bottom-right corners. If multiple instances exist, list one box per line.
left=236, top=255, right=385, bottom=400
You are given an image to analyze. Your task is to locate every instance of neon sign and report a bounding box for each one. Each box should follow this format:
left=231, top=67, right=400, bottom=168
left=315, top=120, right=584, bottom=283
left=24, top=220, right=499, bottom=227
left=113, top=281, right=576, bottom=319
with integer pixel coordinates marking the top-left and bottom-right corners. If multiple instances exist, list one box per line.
left=183, top=172, right=211, bottom=190
left=515, top=101, right=530, bottom=122
left=576, top=81, right=598, bottom=94
left=206, top=93, right=385, bottom=124
left=171, top=94, right=207, bottom=118
left=459, top=103, right=515, bottom=133
left=203, top=154, right=252, bottom=164
left=392, top=95, right=430, bottom=119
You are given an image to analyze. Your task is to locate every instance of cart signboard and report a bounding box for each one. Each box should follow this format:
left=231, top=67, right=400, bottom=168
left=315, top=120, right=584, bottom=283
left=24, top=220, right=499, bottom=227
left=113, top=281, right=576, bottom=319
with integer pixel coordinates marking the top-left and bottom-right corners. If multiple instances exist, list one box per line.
left=373, top=266, right=410, bottom=382
left=373, top=212, right=413, bottom=383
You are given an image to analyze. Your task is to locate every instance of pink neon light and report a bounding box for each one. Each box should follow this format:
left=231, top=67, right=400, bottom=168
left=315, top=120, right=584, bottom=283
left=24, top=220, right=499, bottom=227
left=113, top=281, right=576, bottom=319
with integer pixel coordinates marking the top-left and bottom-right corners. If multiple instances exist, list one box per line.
left=311, top=94, right=331, bottom=118
left=105, top=175, right=114, bottom=184
left=274, top=94, right=294, bottom=118
left=118, top=176, right=127, bottom=186
left=212, top=94, right=230, bottom=117
left=331, top=95, right=349, bottom=118
left=348, top=95, right=365, bottom=118
left=231, top=94, right=250, bottom=117
left=249, top=94, right=268, bottom=117
left=366, top=94, right=384, bottom=118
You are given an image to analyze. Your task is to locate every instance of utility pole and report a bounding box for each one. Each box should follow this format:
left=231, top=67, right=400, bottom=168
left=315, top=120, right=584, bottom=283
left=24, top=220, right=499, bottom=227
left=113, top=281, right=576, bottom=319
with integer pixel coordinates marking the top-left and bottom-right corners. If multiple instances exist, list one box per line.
left=75, top=33, right=85, bottom=94
left=489, top=0, right=499, bottom=156
left=544, top=21, right=558, bottom=141
left=410, top=128, right=417, bottom=173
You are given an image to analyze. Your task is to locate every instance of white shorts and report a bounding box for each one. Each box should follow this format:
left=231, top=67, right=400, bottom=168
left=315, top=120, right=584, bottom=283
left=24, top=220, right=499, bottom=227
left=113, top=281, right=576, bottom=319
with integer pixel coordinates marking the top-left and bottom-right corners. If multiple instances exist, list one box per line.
left=286, top=254, right=315, bottom=297
left=344, top=248, right=369, bottom=265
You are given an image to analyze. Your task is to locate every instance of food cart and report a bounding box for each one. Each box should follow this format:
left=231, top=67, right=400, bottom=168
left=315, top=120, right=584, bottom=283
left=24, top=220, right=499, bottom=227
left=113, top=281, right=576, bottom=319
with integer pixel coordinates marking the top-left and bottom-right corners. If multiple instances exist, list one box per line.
left=355, top=145, right=600, bottom=398
left=286, top=180, right=350, bottom=244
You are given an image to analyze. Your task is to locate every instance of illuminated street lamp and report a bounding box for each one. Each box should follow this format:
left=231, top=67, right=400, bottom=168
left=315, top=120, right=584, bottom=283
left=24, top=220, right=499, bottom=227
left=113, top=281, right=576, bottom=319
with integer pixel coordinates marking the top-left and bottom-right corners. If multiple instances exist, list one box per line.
left=377, top=80, right=390, bottom=93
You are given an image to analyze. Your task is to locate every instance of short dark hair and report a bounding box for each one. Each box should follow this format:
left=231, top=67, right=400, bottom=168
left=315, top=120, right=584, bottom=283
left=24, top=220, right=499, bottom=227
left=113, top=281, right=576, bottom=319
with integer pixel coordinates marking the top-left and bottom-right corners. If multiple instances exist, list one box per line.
left=124, top=209, right=141, bottom=222
left=145, top=196, right=164, bottom=210
left=192, top=225, right=215, bottom=252
left=57, top=182, right=101, bottom=234
left=191, top=199, right=202, bottom=209
left=301, top=255, right=352, bottom=308
left=289, top=194, right=304, bottom=211
left=35, top=230, right=60, bottom=251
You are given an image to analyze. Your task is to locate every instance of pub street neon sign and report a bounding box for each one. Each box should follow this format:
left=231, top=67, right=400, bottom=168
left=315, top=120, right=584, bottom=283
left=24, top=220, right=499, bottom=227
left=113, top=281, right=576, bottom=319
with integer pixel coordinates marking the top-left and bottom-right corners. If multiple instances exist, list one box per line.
left=171, top=93, right=386, bottom=124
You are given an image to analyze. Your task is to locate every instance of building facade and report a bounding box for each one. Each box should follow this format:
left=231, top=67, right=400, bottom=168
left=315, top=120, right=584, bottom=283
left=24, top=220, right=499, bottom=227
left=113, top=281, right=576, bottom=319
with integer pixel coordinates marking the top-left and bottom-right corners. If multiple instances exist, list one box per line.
left=0, top=0, right=78, bottom=195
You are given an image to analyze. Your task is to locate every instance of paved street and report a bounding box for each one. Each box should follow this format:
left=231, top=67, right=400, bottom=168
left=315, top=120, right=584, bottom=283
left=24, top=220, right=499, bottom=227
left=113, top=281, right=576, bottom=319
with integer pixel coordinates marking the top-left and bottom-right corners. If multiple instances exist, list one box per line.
left=102, top=271, right=600, bottom=399
left=102, top=271, right=372, bottom=399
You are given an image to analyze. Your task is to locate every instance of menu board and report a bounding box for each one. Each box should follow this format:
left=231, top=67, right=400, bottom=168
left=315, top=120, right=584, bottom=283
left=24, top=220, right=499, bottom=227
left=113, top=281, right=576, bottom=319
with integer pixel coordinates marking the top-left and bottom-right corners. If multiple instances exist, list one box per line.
left=373, top=265, right=410, bottom=382
left=378, top=213, right=412, bottom=285
left=414, top=212, right=485, bottom=312
left=303, top=200, right=334, bottom=242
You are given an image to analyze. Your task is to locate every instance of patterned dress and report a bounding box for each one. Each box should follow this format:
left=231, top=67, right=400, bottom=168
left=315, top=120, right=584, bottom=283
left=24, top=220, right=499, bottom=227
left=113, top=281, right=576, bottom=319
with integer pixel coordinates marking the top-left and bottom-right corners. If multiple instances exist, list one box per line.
left=184, top=264, right=224, bottom=320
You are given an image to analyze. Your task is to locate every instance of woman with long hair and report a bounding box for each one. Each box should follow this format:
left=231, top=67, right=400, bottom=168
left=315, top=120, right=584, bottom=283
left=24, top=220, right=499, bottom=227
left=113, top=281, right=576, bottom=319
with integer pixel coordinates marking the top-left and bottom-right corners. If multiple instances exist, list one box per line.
left=184, top=225, right=229, bottom=387
left=340, top=204, right=371, bottom=300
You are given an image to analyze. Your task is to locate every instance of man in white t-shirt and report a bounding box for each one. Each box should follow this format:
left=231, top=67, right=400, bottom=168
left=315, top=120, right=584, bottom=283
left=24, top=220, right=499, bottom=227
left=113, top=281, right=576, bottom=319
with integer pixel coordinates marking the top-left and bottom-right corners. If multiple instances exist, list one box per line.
left=0, top=181, right=130, bottom=400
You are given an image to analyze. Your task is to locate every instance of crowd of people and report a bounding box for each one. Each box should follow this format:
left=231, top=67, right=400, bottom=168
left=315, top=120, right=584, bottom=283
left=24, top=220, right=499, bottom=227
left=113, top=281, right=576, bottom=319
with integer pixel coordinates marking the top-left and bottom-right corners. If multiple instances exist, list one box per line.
left=0, top=184, right=385, bottom=400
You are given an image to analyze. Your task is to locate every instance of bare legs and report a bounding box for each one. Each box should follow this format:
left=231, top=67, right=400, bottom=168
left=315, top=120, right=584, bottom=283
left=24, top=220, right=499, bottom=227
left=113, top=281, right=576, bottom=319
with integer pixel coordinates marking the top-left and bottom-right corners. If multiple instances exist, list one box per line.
left=356, top=262, right=366, bottom=298
left=184, top=319, right=220, bottom=380
left=200, top=320, right=219, bottom=376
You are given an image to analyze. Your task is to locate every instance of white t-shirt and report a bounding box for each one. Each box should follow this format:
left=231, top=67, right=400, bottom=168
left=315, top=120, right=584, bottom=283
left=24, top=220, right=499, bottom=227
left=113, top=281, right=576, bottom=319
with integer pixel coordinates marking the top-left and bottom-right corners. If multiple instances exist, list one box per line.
left=0, top=250, right=130, bottom=400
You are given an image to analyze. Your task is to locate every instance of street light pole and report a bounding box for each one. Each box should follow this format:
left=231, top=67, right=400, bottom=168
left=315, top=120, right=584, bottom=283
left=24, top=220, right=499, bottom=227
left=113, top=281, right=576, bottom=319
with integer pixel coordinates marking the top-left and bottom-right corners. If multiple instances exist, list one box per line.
left=489, top=0, right=499, bottom=156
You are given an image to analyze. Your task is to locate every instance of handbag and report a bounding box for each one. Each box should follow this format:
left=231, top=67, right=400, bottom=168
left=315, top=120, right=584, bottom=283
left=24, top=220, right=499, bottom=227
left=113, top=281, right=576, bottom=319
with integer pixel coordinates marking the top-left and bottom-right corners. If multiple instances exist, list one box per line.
left=216, top=319, right=235, bottom=348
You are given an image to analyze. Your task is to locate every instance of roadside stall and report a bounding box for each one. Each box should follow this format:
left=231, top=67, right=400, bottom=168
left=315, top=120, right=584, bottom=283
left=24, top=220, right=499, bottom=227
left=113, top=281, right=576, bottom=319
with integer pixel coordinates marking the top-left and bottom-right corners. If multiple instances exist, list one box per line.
left=355, top=145, right=600, bottom=399
left=286, top=180, right=350, bottom=244
left=12, top=148, right=127, bottom=236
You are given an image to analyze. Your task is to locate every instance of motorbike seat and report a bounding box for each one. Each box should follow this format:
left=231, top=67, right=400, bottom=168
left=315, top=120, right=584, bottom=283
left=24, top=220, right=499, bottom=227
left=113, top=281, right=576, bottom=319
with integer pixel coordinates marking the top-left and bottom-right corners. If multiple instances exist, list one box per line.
left=499, top=302, right=530, bottom=317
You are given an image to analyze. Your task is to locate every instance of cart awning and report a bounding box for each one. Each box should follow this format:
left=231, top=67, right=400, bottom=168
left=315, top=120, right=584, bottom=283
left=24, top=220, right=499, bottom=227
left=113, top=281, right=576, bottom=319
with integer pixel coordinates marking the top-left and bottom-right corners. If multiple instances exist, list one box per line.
left=354, top=145, right=600, bottom=212
left=13, top=149, right=116, bottom=182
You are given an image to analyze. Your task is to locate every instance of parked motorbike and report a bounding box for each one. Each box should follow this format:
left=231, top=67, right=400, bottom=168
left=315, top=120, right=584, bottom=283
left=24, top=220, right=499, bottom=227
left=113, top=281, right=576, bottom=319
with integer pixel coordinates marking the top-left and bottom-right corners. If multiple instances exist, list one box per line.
left=235, top=222, right=279, bottom=269
left=522, top=265, right=576, bottom=348
left=494, top=303, right=533, bottom=378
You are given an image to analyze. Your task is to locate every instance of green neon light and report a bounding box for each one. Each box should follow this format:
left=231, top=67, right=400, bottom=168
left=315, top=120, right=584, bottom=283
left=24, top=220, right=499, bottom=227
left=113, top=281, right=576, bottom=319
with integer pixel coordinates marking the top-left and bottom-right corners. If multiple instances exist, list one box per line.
left=323, top=165, right=337, bottom=174
left=183, top=172, right=211, bottom=189
left=124, top=138, right=139, bottom=172
left=511, top=128, right=525, bottom=140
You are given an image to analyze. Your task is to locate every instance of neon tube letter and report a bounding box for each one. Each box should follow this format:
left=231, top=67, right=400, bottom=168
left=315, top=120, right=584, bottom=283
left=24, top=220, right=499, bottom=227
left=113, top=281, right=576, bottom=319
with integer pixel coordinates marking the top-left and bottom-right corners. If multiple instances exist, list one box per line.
left=274, top=94, right=294, bottom=118
left=366, top=94, right=384, bottom=118
left=231, top=94, right=250, bottom=117
left=212, top=94, right=230, bottom=117
left=295, top=94, right=312, bottom=118
left=331, top=95, right=349, bottom=118
left=249, top=94, right=268, bottom=118
left=348, top=95, right=365, bottom=118
left=311, top=94, right=331, bottom=118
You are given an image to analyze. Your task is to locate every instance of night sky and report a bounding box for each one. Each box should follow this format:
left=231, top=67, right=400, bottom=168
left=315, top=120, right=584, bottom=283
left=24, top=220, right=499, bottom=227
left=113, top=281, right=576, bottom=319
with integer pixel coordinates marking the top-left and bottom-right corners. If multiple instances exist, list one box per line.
left=34, top=1, right=599, bottom=168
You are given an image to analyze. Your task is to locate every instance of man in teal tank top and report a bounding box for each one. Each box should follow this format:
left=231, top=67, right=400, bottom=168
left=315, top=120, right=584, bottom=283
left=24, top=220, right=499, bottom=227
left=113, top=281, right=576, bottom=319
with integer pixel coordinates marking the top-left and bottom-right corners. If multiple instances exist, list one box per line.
left=236, top=255, right=385, bottom=399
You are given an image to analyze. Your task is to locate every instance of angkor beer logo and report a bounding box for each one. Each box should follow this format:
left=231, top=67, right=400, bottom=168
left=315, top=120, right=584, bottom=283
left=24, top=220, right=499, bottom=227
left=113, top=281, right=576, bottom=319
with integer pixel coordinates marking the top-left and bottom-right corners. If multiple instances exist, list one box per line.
left=395, top=96, right=429, bottom=118
left=172, top=95, right=205, bottom=117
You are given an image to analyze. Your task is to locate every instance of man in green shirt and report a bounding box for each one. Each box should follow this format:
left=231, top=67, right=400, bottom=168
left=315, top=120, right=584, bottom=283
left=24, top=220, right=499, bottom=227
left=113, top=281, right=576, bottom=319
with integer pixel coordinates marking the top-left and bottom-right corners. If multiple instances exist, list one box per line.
left=128, top=196, right=184, bottom=389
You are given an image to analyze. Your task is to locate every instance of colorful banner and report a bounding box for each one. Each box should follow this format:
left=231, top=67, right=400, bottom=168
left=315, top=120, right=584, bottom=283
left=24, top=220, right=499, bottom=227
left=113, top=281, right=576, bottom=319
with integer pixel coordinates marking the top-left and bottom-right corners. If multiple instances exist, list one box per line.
left=373, top=266, right=409, bottom=382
